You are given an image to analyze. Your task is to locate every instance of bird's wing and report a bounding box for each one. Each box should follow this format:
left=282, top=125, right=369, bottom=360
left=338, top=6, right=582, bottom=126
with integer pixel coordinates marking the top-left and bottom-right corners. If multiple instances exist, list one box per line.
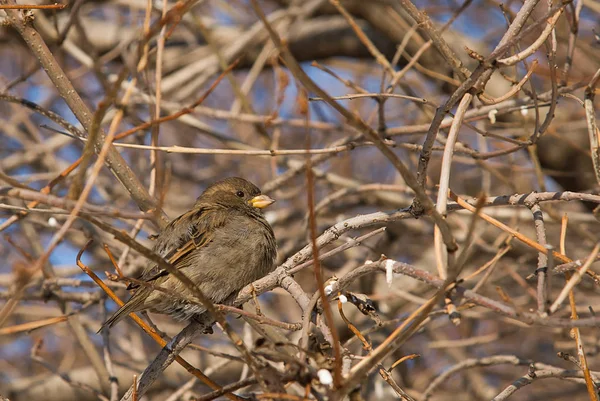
left=126, top=205, right=228, bottom=289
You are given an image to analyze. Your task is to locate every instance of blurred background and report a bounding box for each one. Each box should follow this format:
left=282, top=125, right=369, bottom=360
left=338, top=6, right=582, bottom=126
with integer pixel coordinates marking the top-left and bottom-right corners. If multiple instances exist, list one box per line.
left=1, top=0, right=600, bottom=400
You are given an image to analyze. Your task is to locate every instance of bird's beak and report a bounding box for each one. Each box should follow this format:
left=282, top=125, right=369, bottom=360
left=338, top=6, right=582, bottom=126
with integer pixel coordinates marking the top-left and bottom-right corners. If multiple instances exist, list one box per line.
left=249, top=194, right=275, bottom=209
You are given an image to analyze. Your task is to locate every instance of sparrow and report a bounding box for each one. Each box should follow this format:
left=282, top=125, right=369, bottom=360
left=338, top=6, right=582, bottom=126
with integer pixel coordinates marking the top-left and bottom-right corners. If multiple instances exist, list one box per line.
left=99, top=177, right=276, bottom=330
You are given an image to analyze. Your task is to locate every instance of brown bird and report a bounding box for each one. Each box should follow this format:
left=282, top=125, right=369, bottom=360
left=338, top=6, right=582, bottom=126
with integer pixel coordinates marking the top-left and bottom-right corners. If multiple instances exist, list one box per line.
left=99, top=177, right=276, bottom=330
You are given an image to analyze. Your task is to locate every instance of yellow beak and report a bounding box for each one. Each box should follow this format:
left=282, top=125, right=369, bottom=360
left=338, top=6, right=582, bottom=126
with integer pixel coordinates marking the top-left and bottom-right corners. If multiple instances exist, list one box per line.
left=249, top=194, right=275, bottom=209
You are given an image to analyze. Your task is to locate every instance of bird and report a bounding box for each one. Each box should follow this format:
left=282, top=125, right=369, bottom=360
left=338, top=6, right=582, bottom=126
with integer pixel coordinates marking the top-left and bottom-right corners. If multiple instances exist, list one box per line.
left=99, top=177, right=276, bottom=331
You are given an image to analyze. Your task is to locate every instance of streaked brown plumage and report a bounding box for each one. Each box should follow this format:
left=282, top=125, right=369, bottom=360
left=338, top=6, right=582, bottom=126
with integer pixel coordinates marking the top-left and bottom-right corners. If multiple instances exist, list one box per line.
left=99, top=177, right=276, bottom=330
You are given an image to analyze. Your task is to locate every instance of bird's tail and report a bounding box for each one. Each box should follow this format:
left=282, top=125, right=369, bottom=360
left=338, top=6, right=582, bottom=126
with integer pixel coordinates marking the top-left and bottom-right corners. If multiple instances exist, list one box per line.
left=97, top=289, right=149, bottom=332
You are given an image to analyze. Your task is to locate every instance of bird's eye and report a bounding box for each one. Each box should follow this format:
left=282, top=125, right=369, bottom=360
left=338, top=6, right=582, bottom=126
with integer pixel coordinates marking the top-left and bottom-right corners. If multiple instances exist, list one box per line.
left=236, top=191, right=245, bottom=198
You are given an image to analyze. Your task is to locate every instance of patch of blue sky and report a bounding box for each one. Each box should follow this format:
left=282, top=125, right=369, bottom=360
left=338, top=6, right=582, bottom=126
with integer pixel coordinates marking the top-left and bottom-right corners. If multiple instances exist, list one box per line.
left=208, top=3, right=249, bottom=26
left=544, top=175, right=561, bottom=192
left=0, top=220, right=18, bottom=238
left=0, top=336, right=32, bottom=361
left=24, top=85, right=48, bottom=104
left=55, top=142, right=82, bottom=164
left=7, top=166, right=45, bottom=191
left=421, top=2, right=506, bottom=38
left=301, top=60, right=354, bottom=123
left=111, top=215, right=142, bottom=232
left=1, top=134, right=23, bottom=152
left=251, top=83, right=273, bottom=113
left=580, top=7, right=600, bottom=25
left=271, top=79, right=299, bottom=120
left=205, top=119, right=234, bottom=141
left=52, top=97, right=81, bottom=128
left=42, top=234, right=93, bottom=267
left=48, top=186, right=69, bottom=201
left=47, top=98, right=84, bottom=162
